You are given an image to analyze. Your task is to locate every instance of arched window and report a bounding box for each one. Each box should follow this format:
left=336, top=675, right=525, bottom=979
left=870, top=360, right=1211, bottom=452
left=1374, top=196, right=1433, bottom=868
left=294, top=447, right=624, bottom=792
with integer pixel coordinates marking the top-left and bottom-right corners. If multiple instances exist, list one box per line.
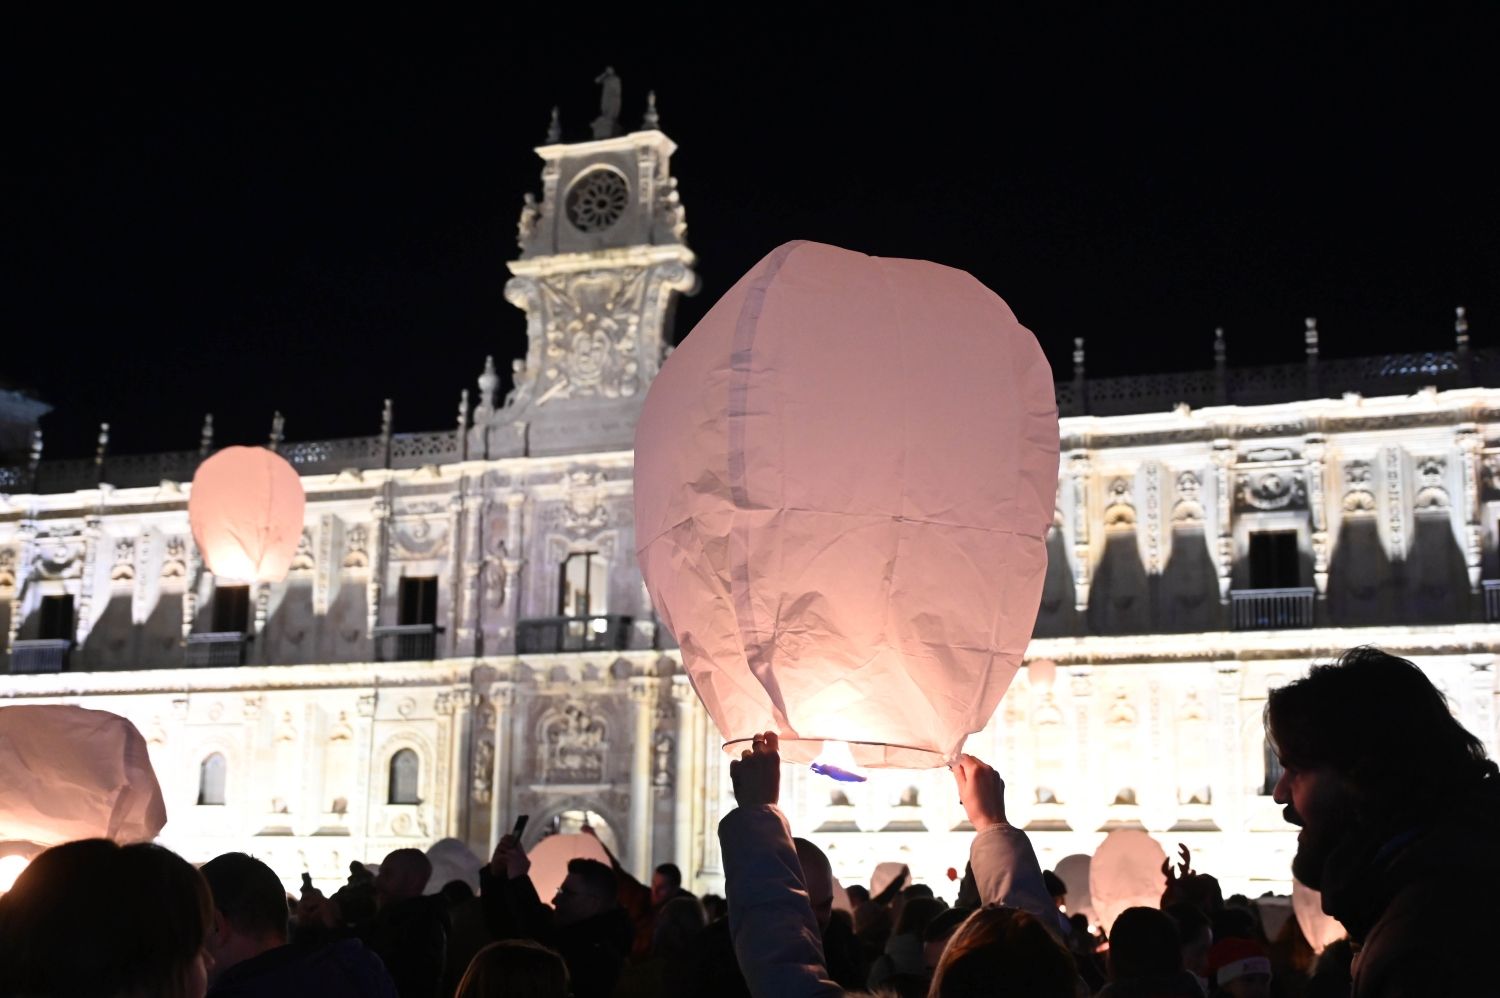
left=389, top=749, right=420, bottom=804
left=198, top=753, right=227, bottom=806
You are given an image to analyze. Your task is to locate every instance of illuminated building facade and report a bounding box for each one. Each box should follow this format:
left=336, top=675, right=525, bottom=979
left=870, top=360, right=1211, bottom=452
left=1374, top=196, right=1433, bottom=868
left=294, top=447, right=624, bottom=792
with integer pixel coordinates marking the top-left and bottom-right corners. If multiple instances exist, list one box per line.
left=1, top=107, right=1495, bottom=899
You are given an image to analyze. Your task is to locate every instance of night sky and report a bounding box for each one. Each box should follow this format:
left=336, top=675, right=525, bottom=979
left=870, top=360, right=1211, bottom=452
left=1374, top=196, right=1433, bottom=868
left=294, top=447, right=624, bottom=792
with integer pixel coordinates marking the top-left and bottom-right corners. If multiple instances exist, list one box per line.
left=6, top=9, right=1498, bottom=457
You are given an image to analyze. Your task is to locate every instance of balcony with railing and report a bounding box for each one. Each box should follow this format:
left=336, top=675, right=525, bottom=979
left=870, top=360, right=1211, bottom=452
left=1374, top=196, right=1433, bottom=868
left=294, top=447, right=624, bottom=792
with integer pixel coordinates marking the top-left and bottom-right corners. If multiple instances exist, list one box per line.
left=372, top=624, right=441, bottom=662
left=9, top=639, right=72, bottom=673
left=1484, top=581, right=1500, bottom=623
left=1230, top=588, right=1316, bottom=630
left=516, top=615, right=633, bottom=655
left=185, top=632, right=248, bottom=668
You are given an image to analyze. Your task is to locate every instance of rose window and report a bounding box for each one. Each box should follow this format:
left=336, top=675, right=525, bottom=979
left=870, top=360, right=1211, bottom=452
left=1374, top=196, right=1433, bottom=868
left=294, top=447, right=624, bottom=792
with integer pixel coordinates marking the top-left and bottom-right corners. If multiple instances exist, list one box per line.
left=564, top=168, right=629, bottom=233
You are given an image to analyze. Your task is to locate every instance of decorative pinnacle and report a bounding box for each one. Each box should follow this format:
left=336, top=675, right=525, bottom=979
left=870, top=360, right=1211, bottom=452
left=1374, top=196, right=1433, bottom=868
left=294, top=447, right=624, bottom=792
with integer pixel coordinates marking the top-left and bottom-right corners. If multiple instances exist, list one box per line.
left=28, top=429, right=43, bottom=472
left=546, top=106, right=561, bottom=144
left=478, top=355, right=499, bottom=408
left=95, top=422, right=111, bottom=466
left=643, top=90, right=660, bottom=130
left=1072, top=337, right=1086, bottom=378
left=199, top=413, right=215, bottom=457
left=380, top=399, right=394, bottom=439
left=1214, top=327, right=1226, bottom=364
left=269, top=411, right=285, bottom=450
left=457, top=389, right=470, bottom=430
left=1456, top=306, right=1470, bottom=349
left=1304, top=317, right=1319, bottom=359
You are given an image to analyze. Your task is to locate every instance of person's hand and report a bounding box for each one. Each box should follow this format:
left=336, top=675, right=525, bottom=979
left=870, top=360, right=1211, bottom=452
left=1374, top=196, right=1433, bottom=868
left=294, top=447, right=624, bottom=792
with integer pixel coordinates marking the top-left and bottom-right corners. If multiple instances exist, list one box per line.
left=951, top=754, right=1007, bottom=831
left=491, top=834, right=531, bottom=880
left=730, top=731, right=781, bottom=808
left=1161, top=842, right=1192, bottom=882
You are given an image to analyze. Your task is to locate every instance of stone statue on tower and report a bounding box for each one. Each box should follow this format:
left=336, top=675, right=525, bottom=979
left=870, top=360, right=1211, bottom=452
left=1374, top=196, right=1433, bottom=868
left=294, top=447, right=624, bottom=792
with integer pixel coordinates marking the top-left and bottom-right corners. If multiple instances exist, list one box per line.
left=592, top=67, right=622, bottom=139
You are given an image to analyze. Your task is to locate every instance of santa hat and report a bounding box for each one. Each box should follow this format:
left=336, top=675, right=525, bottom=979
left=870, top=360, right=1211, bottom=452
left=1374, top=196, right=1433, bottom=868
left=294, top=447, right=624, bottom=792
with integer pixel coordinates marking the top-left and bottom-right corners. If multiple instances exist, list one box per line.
left=1208, top=937, right=1272, bottom=985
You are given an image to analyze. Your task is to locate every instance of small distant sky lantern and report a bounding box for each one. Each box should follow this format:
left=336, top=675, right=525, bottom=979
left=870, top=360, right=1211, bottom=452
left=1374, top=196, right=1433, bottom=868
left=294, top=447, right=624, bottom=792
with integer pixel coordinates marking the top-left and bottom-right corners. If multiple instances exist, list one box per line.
left=635, top=241, right=1059, bottom=774
left=188, top=446, right=306, bottom=584
left=1089, top=829, right=1168, bottom=934
left=0, top=705, right=167, bottom=892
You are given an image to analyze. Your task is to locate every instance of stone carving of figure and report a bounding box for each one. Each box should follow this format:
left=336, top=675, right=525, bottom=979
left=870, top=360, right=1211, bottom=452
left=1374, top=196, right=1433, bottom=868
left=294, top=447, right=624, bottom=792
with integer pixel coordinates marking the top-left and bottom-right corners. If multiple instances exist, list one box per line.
left=517, top=193, right=541, bottom=249
left=503, top=359, right=531, bottom=410
left=592, top=67, right=622, bottom=140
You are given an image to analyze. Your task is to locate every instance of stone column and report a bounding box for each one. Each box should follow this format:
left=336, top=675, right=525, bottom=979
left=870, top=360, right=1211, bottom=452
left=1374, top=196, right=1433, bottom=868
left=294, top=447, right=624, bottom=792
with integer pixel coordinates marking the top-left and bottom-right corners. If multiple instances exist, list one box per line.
left=75, top=513, right=103, bottom=648
left=1211, top=441, right=1236, bottom=603
left=1458, top=426, right=1484, bottom=593
left=487, top=683, right=518, bottom=853
left=1215, top=664, right=1245, bottom=837
left=460, top=491, right=485, bottom=655
left=499, top=492, right=527, bottom=652
left=670, top=675, right=698, bottom=878
left=367, top=492, right=391, bottom=647
left=436, top=686, right=473, bottom=838
left=1068, top=452, right=1091, bottom=612
left=1305, top=435, right=1330, bottom=599
left=628, top=679, right=657, bottom=879
left=1383, top=446, right=1407, bottom=560
left=447, top=494, right=466, bottom=657
left=6, top=519, right=37, bottom=652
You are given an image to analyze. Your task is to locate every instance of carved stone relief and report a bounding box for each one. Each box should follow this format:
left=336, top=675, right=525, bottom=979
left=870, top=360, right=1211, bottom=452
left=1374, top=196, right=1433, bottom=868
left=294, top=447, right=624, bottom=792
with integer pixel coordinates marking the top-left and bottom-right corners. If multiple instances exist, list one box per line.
left=1236, top=470, right=1307, bottom=511
left=289, top=529, right=316, bottom=572
left=1413, top=456, right=1451, bottom=512
left=539, top=702, right=608, bottom=784
left=161, top=537, right=188, bottom=579
left=392, top=517, right=449, bottom=560
left=1171, top=471, right=1205, bottom=525
left=0, top=548, right=18, bottom=592
left=560, top=469, right=610, bottom=534
left=1342, top=462, right=1377, bottom=515
left=343, top=525, right=370, bottom=568
left=1103, top=477, right=1137, bottom=530
left=531, top=270, right=649, bottom=403
left=110, top=539, right=135, bottom=582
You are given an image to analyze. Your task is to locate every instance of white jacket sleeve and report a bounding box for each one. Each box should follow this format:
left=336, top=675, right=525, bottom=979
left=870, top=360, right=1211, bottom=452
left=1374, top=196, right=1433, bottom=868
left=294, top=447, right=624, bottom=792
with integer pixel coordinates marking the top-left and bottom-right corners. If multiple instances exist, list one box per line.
left=968, top=822, right=1071, bottom=937
left=719, top=804, right=844, bottom=998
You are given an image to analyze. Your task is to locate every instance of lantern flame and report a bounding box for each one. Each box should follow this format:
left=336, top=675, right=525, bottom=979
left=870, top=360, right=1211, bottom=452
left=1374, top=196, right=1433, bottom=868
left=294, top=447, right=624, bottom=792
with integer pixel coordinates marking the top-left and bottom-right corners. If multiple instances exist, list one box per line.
left=809, top=740, right=867, bottom=783
left=0, top=855, right=29, bottom=893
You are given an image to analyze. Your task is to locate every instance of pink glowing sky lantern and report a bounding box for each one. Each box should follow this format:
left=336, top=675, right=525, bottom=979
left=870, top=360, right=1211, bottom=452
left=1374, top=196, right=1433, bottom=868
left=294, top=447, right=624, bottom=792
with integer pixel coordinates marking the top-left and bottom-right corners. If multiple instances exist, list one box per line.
left=188, top=446, right=306, bottom=585
left=1089, top=829, right=1168, bottom=934
left=635, top=241, right=1059, bottom=769
left=0, top=705, right=166, bottom=850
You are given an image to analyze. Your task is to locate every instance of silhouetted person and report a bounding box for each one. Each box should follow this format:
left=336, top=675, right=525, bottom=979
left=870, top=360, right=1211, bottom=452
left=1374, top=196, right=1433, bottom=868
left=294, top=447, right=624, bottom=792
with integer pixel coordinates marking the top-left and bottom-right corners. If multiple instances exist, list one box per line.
left=482, top=843, right=632, bottom=998
left=1101, top=906, right=1204, bottom=997
left=0, top=839, right=213, bottom=998
left=650, top=861, right=692, bottom=907
left=200, top=852, right=395, bottom=998
left=1267, top=646, right=1500, bottom=995
left=928, top=907, right=1078, bottom=998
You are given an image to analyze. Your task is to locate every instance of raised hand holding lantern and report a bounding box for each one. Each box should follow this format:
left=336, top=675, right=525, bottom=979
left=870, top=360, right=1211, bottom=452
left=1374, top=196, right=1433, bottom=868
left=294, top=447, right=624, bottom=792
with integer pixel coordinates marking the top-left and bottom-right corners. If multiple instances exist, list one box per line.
left=188, top=445, right=306, bottom=584
left=635, top=241, right=1059, bottom=770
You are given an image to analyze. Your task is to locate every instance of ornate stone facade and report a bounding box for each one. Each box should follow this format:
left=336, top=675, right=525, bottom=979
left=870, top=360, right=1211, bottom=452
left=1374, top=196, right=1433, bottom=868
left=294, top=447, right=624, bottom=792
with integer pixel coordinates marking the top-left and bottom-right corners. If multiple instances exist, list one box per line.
left=2, top=113, right=1498, bottom=902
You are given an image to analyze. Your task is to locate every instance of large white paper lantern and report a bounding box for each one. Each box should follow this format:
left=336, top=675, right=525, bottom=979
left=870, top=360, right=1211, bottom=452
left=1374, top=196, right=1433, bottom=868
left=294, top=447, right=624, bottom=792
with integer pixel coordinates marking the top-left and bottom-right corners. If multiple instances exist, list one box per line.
left=188, top=446, right=306, bottom=584
left=526, top=833, right=610, bottom=909
left=0, top=705, right=166, bottom=849
left=1089, top=829, right=1167, bottom=934
left=635, top=241, right=1059, bottom=768
left=1053, top=853, right=1096, bottom=925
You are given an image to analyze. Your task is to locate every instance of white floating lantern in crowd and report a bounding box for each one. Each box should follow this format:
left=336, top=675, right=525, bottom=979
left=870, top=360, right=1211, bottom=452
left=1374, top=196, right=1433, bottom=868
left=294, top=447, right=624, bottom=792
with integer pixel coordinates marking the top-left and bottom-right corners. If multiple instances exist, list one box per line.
left=188, top=446, right=306, bottom=584
left=1089, top=829, right=1167, bottom=933
left=0, top=704, right=167, bottom=891
left=526, top=833, right=611, bottom=909
left=635, top=241, right=1059, bottom=770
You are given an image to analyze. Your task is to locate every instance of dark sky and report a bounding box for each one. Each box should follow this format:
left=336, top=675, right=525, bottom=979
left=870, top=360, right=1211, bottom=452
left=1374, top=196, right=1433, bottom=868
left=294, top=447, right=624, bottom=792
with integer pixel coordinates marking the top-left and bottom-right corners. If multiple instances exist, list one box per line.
left=6, top=9, right=1498, bottom=456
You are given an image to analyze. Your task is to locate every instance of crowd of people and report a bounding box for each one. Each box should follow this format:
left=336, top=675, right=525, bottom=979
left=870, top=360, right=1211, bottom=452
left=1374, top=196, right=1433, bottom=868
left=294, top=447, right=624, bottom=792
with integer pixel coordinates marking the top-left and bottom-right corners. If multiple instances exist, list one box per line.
left=1, top=646, right=1496, bottom=997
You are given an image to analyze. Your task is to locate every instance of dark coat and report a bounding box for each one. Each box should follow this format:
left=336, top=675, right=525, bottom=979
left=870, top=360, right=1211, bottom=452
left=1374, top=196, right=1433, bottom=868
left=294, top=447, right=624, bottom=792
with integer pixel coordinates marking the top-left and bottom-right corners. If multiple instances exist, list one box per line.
left=358, top=895, right=450, bottom=998
left=1321, top=778, right=1500, bottom=997
left=207, top=939, right=397, bottom=998
left=479, top=866, right=633, bottom=998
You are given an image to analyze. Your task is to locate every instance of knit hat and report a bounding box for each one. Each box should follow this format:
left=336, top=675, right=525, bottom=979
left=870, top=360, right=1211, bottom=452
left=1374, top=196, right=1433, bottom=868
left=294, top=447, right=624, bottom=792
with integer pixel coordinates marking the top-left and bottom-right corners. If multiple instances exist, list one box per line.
left=1208, top=937, right=1272, bottom=985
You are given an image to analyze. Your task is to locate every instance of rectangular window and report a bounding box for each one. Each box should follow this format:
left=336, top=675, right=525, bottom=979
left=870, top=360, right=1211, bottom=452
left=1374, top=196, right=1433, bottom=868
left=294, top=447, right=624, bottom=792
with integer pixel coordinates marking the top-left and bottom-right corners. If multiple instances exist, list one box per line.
left=38, top=595, right=74, bottom=640
left=1248, top=531, right=1300, bottom=589
left=559, top=552, right=608, bottom=617
left=212, top=585, right=250, bottom=633
left=398, top=577, right=438, bottom=626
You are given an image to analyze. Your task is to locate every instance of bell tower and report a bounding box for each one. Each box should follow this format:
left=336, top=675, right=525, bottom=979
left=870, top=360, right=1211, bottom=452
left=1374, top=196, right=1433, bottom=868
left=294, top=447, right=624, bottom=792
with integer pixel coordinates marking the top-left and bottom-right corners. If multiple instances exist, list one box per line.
left=471, top=82, right=698, bottom=458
